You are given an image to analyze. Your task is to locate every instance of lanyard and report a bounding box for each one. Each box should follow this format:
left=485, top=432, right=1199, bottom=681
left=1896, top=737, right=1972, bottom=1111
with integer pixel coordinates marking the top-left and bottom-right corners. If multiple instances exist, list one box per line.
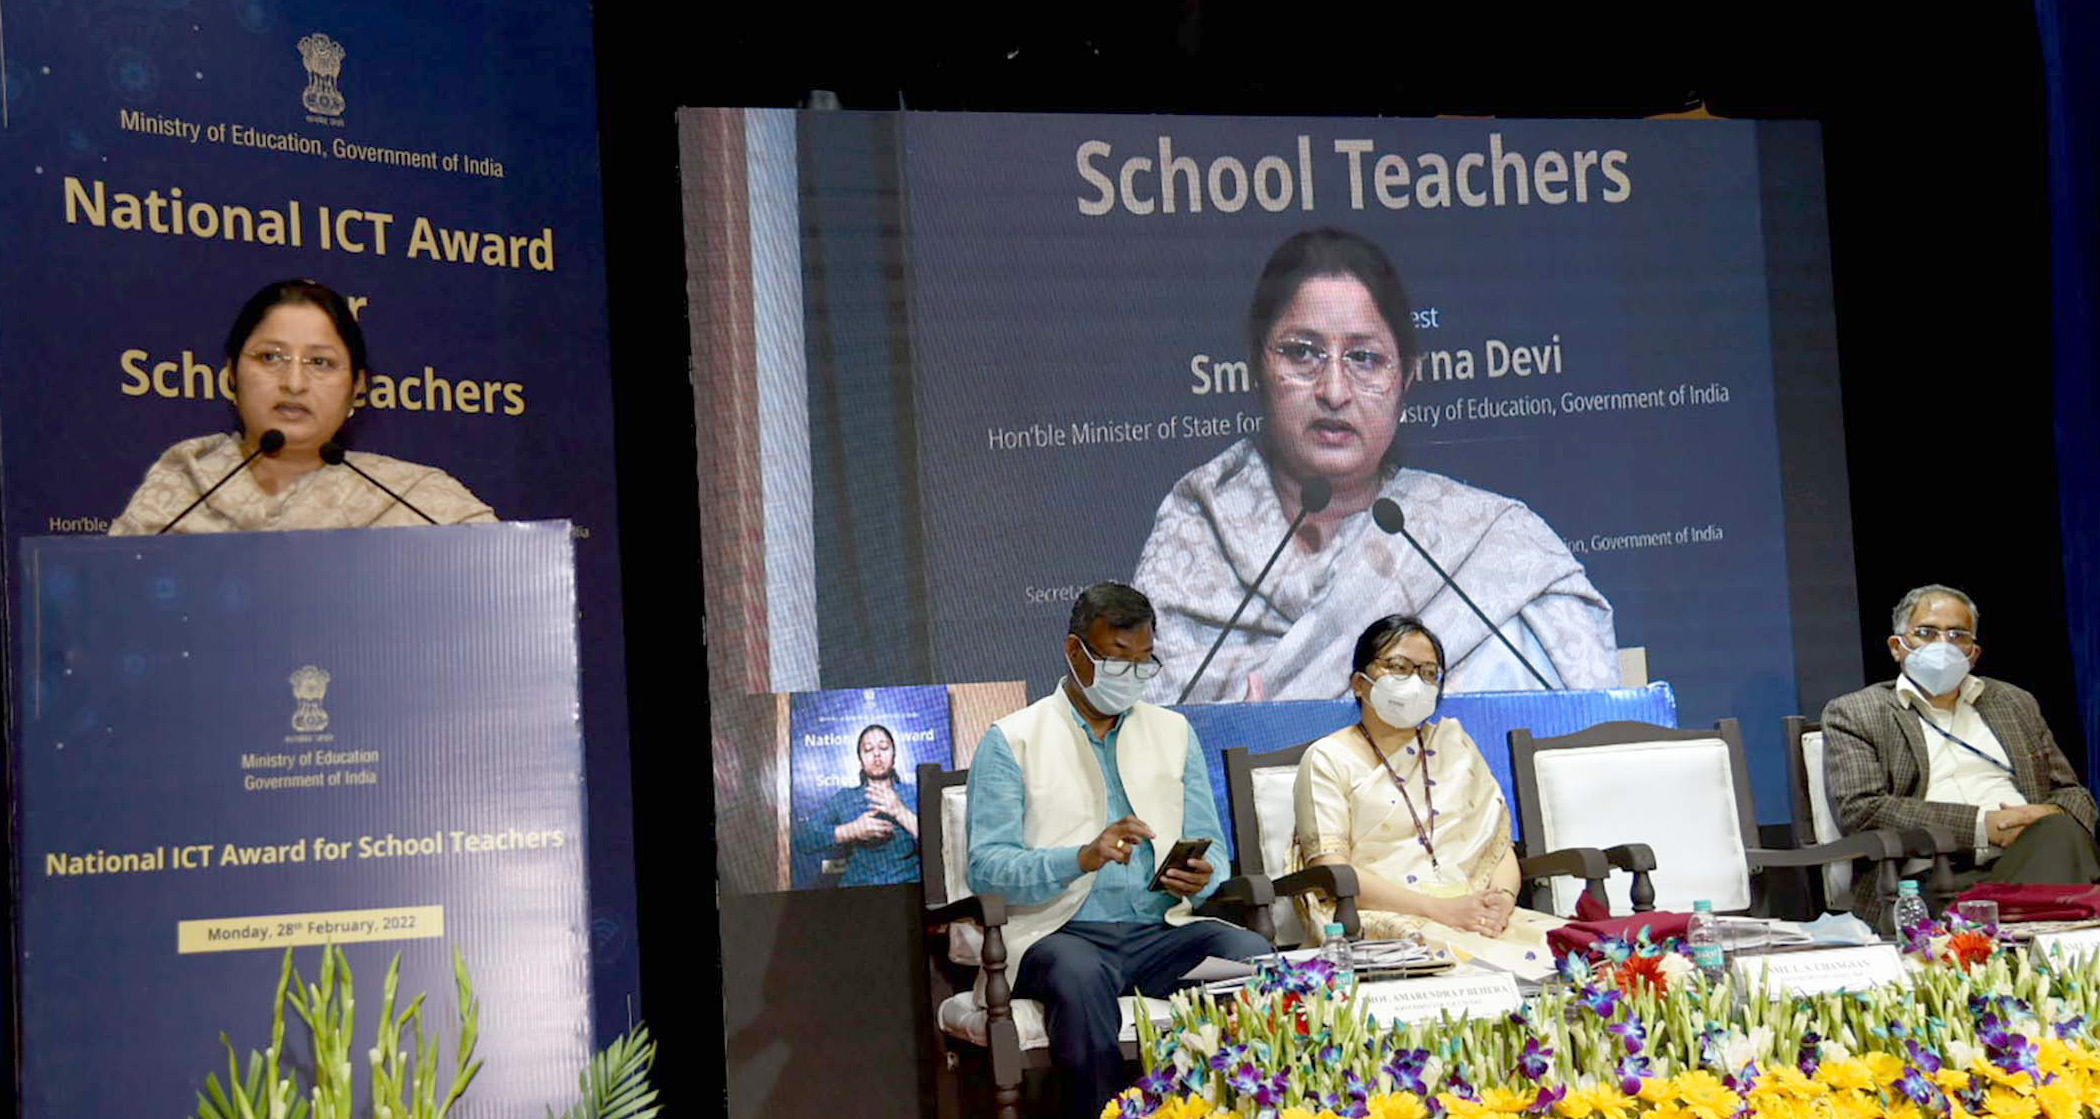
left=1913, top=705, right=2015, bottom=776
left=1360, top=723, right=1440, bottom=871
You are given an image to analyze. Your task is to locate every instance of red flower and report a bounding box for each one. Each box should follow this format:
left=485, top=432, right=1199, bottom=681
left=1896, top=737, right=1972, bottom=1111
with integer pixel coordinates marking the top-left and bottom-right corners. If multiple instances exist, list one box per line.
left=1947, top=930, right=1995, bottom=968
left=1611, top=953, right=1671, bottom=995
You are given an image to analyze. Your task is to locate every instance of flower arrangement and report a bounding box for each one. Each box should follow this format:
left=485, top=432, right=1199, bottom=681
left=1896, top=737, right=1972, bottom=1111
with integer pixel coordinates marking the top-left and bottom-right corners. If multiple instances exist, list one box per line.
left=1114, top=926, right=2100, bottom=1119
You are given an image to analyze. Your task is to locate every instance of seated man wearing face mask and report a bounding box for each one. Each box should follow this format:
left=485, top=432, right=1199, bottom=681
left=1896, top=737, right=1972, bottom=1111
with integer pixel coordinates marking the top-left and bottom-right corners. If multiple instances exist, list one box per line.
left=1824, top=584, right=2100, bottom=931
left=1290, top=613, right=1563, bottom=980
left=965, top=581, right=1272, bottom=1119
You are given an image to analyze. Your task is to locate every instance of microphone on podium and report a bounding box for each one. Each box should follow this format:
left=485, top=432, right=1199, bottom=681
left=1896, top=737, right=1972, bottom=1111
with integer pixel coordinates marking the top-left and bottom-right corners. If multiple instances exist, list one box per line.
left=320, top=442, right=439, bottom=525
left=1176, top=477, right=1332, bottom=704
left=158, top=429, right=286, bottom=534
left=1372, top=496, right=1556, bottom=690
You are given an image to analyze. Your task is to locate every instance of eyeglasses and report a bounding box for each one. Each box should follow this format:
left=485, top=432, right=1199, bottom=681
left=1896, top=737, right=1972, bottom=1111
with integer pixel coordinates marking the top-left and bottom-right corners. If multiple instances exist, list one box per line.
left=243, top=348, right=349, bottom=379
left=1902, top=625, right=1978, bottom=651
left=1368, top=656, right=1443, bottom=685
left=1078, top=638, right=1163, bottom=681
left=1268, top=336, right=1401, bottom=396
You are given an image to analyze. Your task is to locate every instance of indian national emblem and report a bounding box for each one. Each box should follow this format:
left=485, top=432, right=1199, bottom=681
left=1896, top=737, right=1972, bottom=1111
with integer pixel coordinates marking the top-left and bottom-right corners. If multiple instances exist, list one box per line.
left=289, top=665, right=332, bottom=733
left=296, top=33, right=346, bottom=117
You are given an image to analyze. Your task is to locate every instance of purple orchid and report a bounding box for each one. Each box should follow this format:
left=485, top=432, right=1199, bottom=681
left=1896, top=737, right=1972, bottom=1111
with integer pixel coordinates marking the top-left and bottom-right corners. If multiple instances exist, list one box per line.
left=1343, top=1070, right=1371, bottom=1100
left=1516, top=1037, right=1554, bottom=1081
left=1989, top=1031, right=2042, bottom=1079
left=1607, top=1014, right=1647, bottom=1056
left=1895, top=1066, right=1944, bottom=1110
left=1227, top=1062, right=1264, bottom=1097
left=1528, top=1084, right=1567, bottom=1114
left=1796, top=1031, right=1821, bottom=1077
left=1212, top=1042, right=1250, bottom=1072
left=1904, top=1039, right=1943, bottom=1073
left=1578, top=985, right=1623, bottom=1018
left=1614, top=1055, right=1652, bottom=1095
left=2058, top=1015, right=2089, bottom=1039
left=1136, top=1066, right=1177, bottom=1099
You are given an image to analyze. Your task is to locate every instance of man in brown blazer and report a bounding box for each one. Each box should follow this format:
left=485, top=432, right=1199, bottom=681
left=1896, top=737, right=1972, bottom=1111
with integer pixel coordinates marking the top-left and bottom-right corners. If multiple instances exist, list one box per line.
left=1823, top=584, right=2099, bottom=931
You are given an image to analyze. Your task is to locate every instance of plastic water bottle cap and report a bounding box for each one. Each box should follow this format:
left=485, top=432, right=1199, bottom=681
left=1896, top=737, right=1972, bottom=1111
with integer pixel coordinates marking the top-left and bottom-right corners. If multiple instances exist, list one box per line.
left=1324, top=923, right=1346, bottom=935
left=1899, top=880, right=1920, bottom=896
left=1693, top=899, right=1714, bottom=912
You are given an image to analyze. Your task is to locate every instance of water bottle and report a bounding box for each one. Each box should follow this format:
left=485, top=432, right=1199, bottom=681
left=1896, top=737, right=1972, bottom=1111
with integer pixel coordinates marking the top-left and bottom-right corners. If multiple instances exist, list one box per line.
left=1892, top=879, right=1930, bottom=936
left=1320, top=922, right=1356, bottom=994
left=1687, top=899, right=1725, bottom=983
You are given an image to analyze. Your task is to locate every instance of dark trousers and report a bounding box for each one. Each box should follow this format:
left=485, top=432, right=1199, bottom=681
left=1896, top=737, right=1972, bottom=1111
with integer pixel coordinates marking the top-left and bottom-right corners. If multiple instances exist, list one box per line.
left=1984, top=812, right=2100, bottom=883
left=1014, top=919, right=1273, bottom=1119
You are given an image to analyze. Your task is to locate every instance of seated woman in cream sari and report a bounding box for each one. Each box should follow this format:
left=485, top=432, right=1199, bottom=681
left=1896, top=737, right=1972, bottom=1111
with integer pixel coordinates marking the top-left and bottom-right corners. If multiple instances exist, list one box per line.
left=1292, top=614, right=1563, bottom=979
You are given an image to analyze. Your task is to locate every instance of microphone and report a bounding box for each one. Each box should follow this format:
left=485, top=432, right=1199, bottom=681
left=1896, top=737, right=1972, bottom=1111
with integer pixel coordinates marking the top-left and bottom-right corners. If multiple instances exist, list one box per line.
left=319, top=442, right=438, bottom=525
left=1372, top=497, right=1556, bottom=690
left=1176, top=477, right=1332, bottom=703
left=158, top=429, right=286, bottom=534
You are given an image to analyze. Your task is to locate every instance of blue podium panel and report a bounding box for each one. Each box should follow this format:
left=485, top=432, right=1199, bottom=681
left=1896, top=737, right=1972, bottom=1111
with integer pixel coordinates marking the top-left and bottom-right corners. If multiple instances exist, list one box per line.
left=1175, top=683, right=1678, bottom=853
left=15, top=523, right=591, bottom=1118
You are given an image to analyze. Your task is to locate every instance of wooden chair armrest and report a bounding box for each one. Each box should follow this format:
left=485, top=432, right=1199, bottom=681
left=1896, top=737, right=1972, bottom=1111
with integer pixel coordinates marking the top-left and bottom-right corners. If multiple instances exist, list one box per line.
left=926, top=893, right=1008, bottom=930
left=1195, top=874, right=1277, bottom=942
left=1518, top=846, right=1611, bottom=882
left=1746, top=828, right=1905, bottom=870
left=1601, top=844, right=1657, bottom=912
left=1266, top=864, right=1361, bottom=939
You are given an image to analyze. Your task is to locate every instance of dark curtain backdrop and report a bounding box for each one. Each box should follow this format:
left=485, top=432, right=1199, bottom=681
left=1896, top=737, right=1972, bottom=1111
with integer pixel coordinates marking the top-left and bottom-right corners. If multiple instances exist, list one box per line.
left=2039, top=1, right=2100, bottom=783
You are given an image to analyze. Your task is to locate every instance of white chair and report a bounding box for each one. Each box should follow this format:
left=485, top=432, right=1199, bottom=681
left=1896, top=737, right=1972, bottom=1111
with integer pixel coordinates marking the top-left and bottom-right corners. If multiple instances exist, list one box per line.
left=916, top=762, right=1276, bottom=1119
left=1222, top=740, right=1617, bottom=940
left=1510, top=719, right=1917, bottom=918
left=1783, top=715, right=1957, bottom=918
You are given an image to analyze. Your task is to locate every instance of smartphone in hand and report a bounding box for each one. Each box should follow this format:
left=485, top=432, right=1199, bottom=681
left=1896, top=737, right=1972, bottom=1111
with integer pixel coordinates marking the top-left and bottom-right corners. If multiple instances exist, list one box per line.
left=1147, top=837, right=1213, bottom=892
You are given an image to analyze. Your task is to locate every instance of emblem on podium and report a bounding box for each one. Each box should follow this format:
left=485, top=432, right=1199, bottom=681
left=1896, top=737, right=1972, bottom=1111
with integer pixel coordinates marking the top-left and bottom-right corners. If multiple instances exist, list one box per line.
left=297, top=33, right=347, bottom=117
left=288, top=665, right=332, bottom=733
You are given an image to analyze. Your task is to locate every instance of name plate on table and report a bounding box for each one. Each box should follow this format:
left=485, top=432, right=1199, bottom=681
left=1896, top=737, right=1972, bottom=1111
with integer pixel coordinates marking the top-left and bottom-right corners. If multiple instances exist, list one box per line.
left=2032, top=928, right=2100, bottom=964
left=1732, top=945, right=1906, bottom=995
left=1357, top=972, right=1521, bottom=1025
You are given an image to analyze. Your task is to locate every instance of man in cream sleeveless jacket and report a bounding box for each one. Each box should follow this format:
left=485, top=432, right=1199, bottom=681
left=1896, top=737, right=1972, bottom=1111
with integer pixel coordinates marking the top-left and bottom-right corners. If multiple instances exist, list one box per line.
left=967, top=582, right=1272, bottom=1119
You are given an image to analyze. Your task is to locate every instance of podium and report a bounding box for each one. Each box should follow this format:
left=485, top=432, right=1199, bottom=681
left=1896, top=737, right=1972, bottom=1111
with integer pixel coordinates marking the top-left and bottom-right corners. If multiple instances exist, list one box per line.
left=13, top=523, right=593, bottom=1117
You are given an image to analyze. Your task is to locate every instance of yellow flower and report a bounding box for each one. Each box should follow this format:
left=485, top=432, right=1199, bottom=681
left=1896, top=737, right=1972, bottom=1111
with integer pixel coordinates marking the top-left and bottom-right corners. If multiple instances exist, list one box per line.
left=1478, top=1087, right=1536, bottom=1115
left=2034, top=1077, right=2082, bottom=1119
left=2036, top=1038, right=2073, bottom=1078
left=1829, top=1087, right=1880, bottom=1119
left=1750, top=1065, right=1824, bottom=1102
left=1367, top=1093, right=1430, bottom=1119
left=1937, top=1068, right=1980, bottom=1097
left=1277, top=1107, right=1318, bottom=1119
left=1973, top=1083, right=2041, bottom=1116
left=1645, top=1103, right=1695, bottom=1119
left=1863, top=1050, right=1908, bottom=1089
left=1162, top=1098, right=1228, bottom=1119
left=1671, top=1070, right=1742, bottom=1119
left=1814, top=1057, right=1876, bottom=1092
left=1975, top=1061, right=2037, bottom=1094
left=1102, top=1088, right=1141, bottom=1119
left=1439, top=1094, right=1491, bottom=1119
left=1885, top=1101, right=1922, bottom=1119
left=1557, top=1084, right=1635, bottom=1119
left=1983, top=1086, right=2040, bottom=1119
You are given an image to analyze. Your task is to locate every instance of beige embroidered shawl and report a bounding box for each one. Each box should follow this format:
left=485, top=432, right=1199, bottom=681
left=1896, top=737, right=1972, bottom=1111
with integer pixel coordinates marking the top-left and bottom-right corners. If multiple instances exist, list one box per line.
left=108, top=434, right=496, bottom=535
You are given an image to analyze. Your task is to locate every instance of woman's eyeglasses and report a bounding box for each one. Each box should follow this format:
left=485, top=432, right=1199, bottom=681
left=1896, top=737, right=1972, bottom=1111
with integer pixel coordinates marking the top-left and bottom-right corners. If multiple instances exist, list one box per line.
left=1369, top=657, right=1443, bottom=685
left=1268, top=336, right=1401, bottom=396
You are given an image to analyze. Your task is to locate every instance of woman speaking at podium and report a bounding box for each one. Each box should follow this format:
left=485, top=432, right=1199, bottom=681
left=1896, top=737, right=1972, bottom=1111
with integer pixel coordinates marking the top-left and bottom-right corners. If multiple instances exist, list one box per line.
left=109, top=279, right=495, bottom=535
left=1136, top=228, right=1614, bottom=702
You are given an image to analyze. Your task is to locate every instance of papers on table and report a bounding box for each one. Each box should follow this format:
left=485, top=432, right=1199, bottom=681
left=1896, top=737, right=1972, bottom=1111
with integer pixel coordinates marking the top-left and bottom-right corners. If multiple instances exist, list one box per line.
left=1181, top=938, right=1447, bottom=987
left=1714, top=916, right=1814, bottom=949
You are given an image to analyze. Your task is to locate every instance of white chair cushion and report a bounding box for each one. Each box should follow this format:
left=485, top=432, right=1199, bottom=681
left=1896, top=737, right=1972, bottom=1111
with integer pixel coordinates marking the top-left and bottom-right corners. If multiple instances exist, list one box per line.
left=1249, top=766, right=1307, bottom=945
left=942, top=784, right=972, bottom=907
left=1800, top=730, right=1852, bottom=903
left=937, top=991, right=1173, bottom=1050
left=1533, top=737, right=1752, bottom=915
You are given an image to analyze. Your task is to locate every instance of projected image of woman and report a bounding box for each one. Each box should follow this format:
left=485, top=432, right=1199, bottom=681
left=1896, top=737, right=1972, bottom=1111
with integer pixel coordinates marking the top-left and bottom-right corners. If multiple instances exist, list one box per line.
left=795, top=723, right=921, bottom=887
left=1136, top=228, right=1615, bottom=702
left=109, top=279, right=496, bottom=534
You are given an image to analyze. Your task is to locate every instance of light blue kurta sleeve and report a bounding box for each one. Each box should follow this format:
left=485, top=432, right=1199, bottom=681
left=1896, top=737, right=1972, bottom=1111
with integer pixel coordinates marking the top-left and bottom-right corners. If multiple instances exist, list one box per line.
left=965, top=724, right=1085, bottom=906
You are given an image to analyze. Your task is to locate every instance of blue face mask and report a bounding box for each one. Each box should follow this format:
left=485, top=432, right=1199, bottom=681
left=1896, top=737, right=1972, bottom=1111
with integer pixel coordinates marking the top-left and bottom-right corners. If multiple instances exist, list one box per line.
left=1904, top=639, right=1972, bottom=697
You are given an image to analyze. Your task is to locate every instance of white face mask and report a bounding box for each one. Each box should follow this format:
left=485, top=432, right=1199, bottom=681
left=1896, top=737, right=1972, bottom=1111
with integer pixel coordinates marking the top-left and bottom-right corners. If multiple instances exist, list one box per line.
left=1364, top=672, right=1438, bottom=729
left=1073, top=645, right=1148, bottom=716
left=1903, top=639, right=1972, bottom=697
